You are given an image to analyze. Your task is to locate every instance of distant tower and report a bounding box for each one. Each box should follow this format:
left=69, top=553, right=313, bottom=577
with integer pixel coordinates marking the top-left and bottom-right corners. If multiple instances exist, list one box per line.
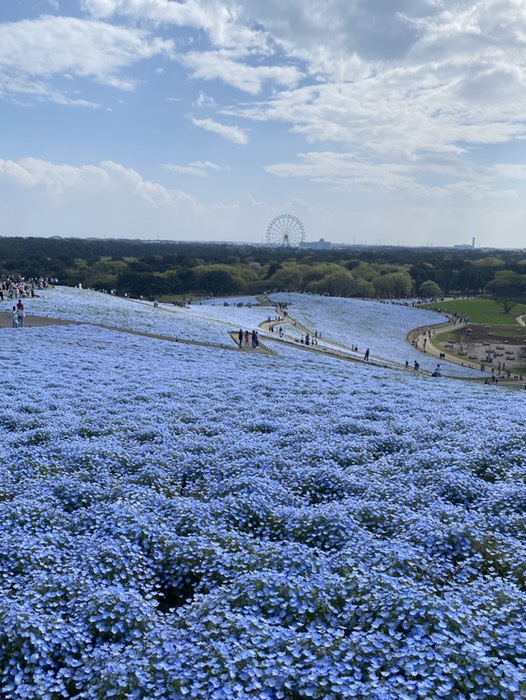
left=472, top=237, right=475, bottom=248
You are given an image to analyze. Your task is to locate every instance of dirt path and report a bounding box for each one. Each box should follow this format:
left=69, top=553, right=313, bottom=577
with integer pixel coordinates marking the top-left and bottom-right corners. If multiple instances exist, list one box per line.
left=0, top=312, right=78, bottom=329
left=257, top=301, right=522, bottom=385
left=255, top=300, right=403, bottom=371
left=408, top=316, right=526, bottom=385
left=1, top=311, right=275, bottom=355
left=8, top=304, right=522, bottom=385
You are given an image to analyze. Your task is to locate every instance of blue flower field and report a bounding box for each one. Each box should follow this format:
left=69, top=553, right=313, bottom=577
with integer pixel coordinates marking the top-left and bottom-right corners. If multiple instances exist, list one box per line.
left=1, top=289, right=525, bottom=699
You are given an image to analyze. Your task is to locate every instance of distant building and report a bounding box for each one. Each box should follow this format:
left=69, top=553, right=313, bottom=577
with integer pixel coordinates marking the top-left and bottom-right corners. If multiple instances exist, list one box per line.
left=300, top=238, right=332, bottom=250
left=454, top=237, right=476, bottom=250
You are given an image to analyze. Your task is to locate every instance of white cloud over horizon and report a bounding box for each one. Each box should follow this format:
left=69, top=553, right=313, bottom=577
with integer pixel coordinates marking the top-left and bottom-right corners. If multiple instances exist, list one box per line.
left=163, top=160, right=228, bottom=176
left=0, top=0, right=526, bottom=248
left=190, top=117, right=249, bottom=144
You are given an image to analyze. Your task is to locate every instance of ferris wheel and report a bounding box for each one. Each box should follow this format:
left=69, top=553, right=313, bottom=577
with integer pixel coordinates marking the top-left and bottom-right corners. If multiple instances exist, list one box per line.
left=266, top=214, right=305, bottom=248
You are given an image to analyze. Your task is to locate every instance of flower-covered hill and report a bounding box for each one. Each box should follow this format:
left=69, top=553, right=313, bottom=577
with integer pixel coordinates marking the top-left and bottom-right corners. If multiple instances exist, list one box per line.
left=270, top=292, right=484, bottom=378
left=23, top=286, right=270, bottom=346
left=0, top=302, right=525, bottom=697
left=21, top=286, right=485, bottom=377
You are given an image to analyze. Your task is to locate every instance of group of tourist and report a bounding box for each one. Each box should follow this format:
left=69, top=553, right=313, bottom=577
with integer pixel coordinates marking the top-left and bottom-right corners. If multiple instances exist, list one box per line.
left=0, top=276, right=50, bottom=329
left=0, top=275, right=48, bottom=301
left=238, top=329, right=259, bottom=349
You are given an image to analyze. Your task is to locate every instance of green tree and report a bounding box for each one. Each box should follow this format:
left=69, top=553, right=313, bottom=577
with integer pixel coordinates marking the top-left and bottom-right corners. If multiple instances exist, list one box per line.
left=269, top=263, right=304, bottom=291
left=307, top=269, right=354, bottom=297
left=199, top=268, right=242, bottom=296
left=456, top=263, right=484, bottom=294
left=374, top=271, right=412, bottom=298
left=419, top=280, right=443, bottom=299
left=179, top=268, right=196, bottom=294
left=485, top=270, right=526, bottom=313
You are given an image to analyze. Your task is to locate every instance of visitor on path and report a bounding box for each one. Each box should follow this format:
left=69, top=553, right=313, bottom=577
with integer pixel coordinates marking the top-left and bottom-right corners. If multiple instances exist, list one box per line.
left=17, top=306, right=25, bottom=327
left=251, top=330, right=258, bottom=348
left=11, top=306, right=18, bottom=328
left=244, top=330, right=249, bottom=347
left=238, top=329, right=243, bottom=348
left=364, top=348, right=370, bottom=361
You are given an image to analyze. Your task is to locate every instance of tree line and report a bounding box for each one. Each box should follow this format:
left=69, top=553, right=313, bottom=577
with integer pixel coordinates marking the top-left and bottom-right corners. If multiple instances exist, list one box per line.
left=1, top=237, right=526, bottom=308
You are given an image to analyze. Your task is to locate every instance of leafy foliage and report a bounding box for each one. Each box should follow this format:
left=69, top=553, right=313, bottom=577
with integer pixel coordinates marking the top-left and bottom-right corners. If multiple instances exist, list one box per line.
left=3, top=237, right=526, bottom=299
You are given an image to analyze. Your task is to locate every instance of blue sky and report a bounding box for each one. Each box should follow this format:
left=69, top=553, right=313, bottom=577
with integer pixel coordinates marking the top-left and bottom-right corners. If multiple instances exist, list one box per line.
left=1, top=0, right=526, bottom=248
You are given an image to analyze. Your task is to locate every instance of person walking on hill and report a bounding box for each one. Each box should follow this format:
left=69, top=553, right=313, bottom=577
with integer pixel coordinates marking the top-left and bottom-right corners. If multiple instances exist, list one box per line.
left=16, top=299, right=25, bottom=328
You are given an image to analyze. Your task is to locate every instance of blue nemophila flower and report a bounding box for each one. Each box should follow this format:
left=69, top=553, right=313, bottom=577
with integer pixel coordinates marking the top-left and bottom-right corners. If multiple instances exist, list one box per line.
left=0, top=288, right=525, bottom=698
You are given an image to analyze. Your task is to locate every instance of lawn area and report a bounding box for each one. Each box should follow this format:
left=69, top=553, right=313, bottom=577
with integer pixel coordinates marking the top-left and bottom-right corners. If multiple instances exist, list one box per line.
left=421, top=297, right=526, bottom=325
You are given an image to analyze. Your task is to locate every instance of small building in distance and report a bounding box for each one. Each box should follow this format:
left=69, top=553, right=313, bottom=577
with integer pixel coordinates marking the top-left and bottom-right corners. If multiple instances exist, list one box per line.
left=454, top=237, right=476, bottom=250
left=300, top=238, right=332, bottom=250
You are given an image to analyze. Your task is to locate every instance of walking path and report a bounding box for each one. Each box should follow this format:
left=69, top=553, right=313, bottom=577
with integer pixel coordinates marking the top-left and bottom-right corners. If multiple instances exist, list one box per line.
left=4, top=299, right=523, bottom=385
left=254, top=297, right=524, bottom=384
left=0, top=312, right=75, bottom=329
left=254, top=295, right=405, bottom=372
left=0, top=310, right=275, bottom=355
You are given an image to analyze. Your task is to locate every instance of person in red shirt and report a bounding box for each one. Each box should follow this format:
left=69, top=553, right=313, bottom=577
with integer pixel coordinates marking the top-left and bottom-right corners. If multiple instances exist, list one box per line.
left=16, top=299, right=25, bottom=327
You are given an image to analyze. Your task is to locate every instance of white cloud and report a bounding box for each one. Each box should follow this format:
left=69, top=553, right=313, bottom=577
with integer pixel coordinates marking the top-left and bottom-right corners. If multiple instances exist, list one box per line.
left=0, top=15, right=174, bottom=101
left=3, top=1, right=526, bottom=247
left=233, top=57, right=526, bottom=156
left=236, top=0, right=425, bottom=63
left=265, top=149, right=526, bottom=206
left=490, top=164, right=526, bottom=180
left=191, top=117, right=248, bottom=144
left=195, top=91, right=216, bottom=108
left=0, top=155, right=277, bottom=242
left=265, top=151, right=432, bottom=195
left=82, top=0, right=271, bottom=53
left=0, top=154, right=525, bottom=247
left=83, top=0, right=298, bottom=94
left=78, top=0, right=526, bottom=163
left=182, top=50, right=302, bottom=94
left=0, top=156, right=206, bottom=238
left=0, top=157, right=191, bottom=201
left=164, top=160, right=228, bottom=176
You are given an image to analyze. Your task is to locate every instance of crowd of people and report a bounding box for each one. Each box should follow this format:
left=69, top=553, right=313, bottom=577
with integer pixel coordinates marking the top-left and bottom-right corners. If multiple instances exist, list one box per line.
left=0, top=276, right=50, bottom=329
left=0, top=275, right=49, bottom=301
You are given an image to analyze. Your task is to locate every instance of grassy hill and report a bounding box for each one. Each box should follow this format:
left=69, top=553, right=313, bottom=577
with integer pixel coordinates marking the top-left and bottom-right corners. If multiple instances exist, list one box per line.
left=422, top=297, right=526, bottom=325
